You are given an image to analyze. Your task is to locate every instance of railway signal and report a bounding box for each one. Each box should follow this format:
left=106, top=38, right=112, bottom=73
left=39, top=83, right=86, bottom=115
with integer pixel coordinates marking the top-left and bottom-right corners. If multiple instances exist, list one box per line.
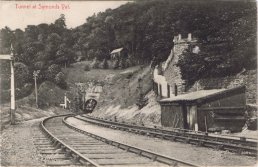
left=0, top=44, right=15, bottom=124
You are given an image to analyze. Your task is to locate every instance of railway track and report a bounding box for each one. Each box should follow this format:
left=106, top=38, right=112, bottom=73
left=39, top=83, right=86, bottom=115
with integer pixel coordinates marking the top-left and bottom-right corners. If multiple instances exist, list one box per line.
left=39, top=114, right=198, bottom=166
left=32, top=120, right=81, bottom=166
left=75, top=114, right=257, bottom=156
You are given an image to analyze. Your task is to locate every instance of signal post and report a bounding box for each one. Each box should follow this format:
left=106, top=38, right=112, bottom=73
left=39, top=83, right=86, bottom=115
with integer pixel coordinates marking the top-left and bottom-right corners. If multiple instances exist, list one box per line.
left=0, top=45, right=16, bottom=124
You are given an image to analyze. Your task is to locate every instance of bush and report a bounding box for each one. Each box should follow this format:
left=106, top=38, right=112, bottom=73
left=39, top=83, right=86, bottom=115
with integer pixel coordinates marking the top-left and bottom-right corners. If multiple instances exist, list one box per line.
left=84, top=64, right=91, bottom=71
left=55, top=72, right=67, bottom=89
left=125, top=58, right=134, bottom=68
left=0, top=83, right=33, bottom=104
left=100, top=59, right=109, bottom=69
left=15, top=83, right=33, bottom=99
left=91, top=58, right=100, bottom=69
left=34, top=61, right=45, bottom=70
left=112, top=59, right=119, bottom=69
left=46, top=64, right=61, bottom=81
left=36, top=81, right=66, bottom=108
left=119, top=58, right=126, bottom=69
left=1, top=90, right=10, bottom=103
left=14, top=62, right=30, bottom=88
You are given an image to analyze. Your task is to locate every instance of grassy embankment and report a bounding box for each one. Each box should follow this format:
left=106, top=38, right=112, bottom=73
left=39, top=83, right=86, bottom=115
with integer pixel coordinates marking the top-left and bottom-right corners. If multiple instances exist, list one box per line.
left=64, top=61, right=161, bottom=126
left=1, top=61, right=161, bottom=130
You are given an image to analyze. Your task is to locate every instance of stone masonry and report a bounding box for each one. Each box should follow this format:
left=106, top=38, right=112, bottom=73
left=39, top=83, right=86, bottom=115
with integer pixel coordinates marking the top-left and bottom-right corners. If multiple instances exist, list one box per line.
left=160, top=33, right=256, bottom=104
left=189, top=69, right=257, bottom=104
left=163, top=33, right=197, bottom=96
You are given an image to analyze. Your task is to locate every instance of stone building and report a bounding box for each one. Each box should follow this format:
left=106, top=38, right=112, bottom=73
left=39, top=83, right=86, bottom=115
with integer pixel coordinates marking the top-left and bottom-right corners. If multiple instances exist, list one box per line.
left=110, top=48, right=128, bottom=60
left=153, top=33, right=256, bottom=104
left=153, top=33, right=198, bottom=98
left=153, top=32, right=256, bottom=131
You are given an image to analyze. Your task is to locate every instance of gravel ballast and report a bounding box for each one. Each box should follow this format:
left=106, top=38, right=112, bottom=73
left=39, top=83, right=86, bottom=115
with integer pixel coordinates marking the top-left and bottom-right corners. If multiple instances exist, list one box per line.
left=0, top=118, right=44, bottom=166
left=66, top=117, right=257, bottom=166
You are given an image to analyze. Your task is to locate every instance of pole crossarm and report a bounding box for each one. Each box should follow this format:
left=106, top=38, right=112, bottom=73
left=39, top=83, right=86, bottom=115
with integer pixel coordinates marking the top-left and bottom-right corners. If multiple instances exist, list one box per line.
left=0, top=52, right=15, bottom=124
left=33, top=70, right=40, bottom=77
left=0, top=55, right=13, bottom=60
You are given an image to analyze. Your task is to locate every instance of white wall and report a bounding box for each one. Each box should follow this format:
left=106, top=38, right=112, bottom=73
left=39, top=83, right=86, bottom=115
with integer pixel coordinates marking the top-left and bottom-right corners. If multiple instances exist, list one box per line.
left=153, top=66, right=169, bottom=97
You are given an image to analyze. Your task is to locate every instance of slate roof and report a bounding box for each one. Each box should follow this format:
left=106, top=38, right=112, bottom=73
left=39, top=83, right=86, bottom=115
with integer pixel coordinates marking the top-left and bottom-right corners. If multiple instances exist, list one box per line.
left=159, top=86, right=245, bottom=104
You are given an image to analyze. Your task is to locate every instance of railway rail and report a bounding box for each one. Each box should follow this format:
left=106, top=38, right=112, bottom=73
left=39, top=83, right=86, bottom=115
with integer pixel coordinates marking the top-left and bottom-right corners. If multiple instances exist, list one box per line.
left=39, top=114, right=198, bottom=166
left=75, top=114, right=257, bottom=156
left=32, top=120, right=81, bottom=166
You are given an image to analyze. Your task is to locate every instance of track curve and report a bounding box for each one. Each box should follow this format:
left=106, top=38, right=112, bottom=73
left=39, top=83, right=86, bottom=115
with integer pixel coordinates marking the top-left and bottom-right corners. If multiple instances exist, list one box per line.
left=41, top=114, right=199, bottom=167
left=74, top=114, right=257, bottom=156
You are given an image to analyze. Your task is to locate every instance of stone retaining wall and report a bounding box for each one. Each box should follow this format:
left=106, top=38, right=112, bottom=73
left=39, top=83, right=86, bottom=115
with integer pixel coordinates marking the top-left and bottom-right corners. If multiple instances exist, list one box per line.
left=188, top=70, right=257, bottom=104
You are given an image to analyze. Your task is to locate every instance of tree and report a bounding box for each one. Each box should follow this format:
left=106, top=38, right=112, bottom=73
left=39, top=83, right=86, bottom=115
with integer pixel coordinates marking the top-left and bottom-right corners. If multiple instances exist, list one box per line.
left=91, top=57, right=100, bottom=68
left=25, top=25, right=39, bottom=42
left=55, top=14, right=66, bottom=29
left=14, top=62, right=30, bottom=88
left=0, top=27, right=15, bottom=54
left=55, top=71, right=67, bottom=89
left=112, top=59, right=119, bottom=69
left=46, top=64, right=61, bottom=81
left=45, top=33, right=62, bottom=60
left=56, top=43, right=76, bottom=67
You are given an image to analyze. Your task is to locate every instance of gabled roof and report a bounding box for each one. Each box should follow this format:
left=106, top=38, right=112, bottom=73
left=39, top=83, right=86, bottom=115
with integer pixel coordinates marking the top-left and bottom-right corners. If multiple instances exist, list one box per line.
left=111, top=48, right=123, bottom=54
left=159, top=86, right=245, bottom=104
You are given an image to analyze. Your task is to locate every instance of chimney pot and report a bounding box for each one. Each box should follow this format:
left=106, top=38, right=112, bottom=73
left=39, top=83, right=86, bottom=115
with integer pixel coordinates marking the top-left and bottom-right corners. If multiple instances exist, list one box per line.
left=173, top=36, right=177, bottom=43
left=188, top=33, right=192, bottom=41
left=178, top=34, right=181, bottom=41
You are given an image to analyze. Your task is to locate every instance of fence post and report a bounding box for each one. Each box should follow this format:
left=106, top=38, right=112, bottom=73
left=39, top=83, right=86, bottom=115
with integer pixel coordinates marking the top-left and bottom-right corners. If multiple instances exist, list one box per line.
left=159, top=84, right=162, bottom=98
left=174, top=84, right=177, bottom=96
left=167, top=84, right=170, bottom=98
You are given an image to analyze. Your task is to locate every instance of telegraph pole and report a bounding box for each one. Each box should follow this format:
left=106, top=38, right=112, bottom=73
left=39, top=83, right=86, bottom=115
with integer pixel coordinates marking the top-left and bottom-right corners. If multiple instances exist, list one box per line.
left=33, top=70, right=40, bottom=108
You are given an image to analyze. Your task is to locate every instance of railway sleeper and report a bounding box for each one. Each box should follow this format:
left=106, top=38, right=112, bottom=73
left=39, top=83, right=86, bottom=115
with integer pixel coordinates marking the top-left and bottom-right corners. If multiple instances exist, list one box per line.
left=79, top=159, right=94, bottom=167
left=65, top=150, right=72, bottom=157
left=112, top=142, right=120, bottom=147
left=152, top=155, right=157, bottom=161
left=55, top=143, right=62, bottom=149
left=184, top=138, right=191, bottom=144
left=216, top=144, right=224, bottom=150
left=81, top=115, right=257, bottom=147
left=67, top=116, right=202, bottom=166
left=224, top=146, right=256, bottom=156
left=156, top=157, right=179, bottom=167
left=72, top=155, right=81, bottom=163
left=80, top=115, right=257, bottom=156
left=137, top=151, right=153, bottom=160
left=76, top=116, right=258, bottom=156
left=197, top=141, right=204, bottom=146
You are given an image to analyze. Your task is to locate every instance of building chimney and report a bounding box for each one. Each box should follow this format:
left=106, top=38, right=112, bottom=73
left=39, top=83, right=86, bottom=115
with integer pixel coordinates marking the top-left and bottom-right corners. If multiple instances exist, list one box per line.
left=188, top=33, right=192, bottom=41
left=178, top=34, right=181, bottom=41
left=173, top=36, right=177, bottom=43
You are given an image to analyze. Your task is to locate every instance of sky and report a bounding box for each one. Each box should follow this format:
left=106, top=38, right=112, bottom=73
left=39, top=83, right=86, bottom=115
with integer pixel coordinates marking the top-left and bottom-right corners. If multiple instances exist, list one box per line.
left=0, top=1, right=129, bottom=30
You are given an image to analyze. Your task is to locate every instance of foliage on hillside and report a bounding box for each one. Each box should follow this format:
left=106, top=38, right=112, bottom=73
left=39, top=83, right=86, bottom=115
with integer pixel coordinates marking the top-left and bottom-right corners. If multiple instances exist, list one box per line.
left=176, top=2, right=257, bottom=84
left=0, top=14, right=74, bottom=102
left=97, top=65, right=152, bottom=110
left=0, top=0, right=256, bottom=103
left=73, top=0, right=256, bottom=72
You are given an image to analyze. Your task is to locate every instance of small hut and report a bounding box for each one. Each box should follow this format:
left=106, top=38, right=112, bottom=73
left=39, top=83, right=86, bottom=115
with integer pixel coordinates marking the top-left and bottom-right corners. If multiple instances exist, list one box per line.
left=110, top=48, right=128, bottom=60
left=159, top=86, right=246, bottom=132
